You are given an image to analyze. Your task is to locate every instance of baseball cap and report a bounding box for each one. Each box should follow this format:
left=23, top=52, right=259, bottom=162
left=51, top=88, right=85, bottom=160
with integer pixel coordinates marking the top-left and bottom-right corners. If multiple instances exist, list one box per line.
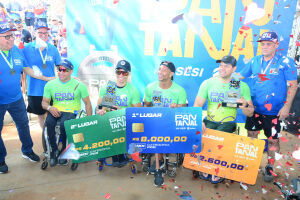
left=116, top=60, right=131, bottom=72
left=34, top=20, right=50, bottom=30
left=257, top=31, right=278, bottom=42
left=57, top=59, right=74, bottom=70
left=216, top=55, right=237, bottom=66
left=160, top=61, right=176, bottom=72
left=0, top=21, right=16, bottom=34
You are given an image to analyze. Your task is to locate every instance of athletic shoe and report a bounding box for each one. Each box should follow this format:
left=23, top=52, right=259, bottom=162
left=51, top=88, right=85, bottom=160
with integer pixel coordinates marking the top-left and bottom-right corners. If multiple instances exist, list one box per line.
left=149, top=160, right=164, bottom=174
left=22, top=151, right=40, bottom=162
left=154, top=169, right=164, bottom=187
left=0, top=161, right=8, bottom=174
left=263, top=164, right=274, bottom=182
left=50, top=150, right=60, bottom=167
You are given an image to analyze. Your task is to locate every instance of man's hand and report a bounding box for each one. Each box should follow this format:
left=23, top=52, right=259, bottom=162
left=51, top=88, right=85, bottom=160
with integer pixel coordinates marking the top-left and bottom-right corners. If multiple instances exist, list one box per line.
left=236, top=97, right=248, bottom=108
left=202, top=122, right=206, bottom=134
left=277, top=104, right=290, bottom=120
left=169, top=103, right=178, bottom=108
left=49, top=106, right=61, bottom=118
left=96, top=109, right=106, bottom=116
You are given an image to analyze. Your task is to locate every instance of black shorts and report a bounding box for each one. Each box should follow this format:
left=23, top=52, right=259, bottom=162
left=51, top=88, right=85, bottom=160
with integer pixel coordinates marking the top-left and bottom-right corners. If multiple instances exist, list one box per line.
left=203, top=119, right=236, bottom=133
left=27, top=96, right=46, bottom=115
left=245, top=111, right=281, bottom=139
left=25, top=17, right=34, bottom=26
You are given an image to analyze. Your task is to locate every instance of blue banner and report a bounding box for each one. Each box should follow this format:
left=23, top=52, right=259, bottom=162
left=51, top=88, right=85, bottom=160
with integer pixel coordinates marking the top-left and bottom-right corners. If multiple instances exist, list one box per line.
left=126, top=107, right=202, bottom=153
left=66, top=0, right=297, bottom=108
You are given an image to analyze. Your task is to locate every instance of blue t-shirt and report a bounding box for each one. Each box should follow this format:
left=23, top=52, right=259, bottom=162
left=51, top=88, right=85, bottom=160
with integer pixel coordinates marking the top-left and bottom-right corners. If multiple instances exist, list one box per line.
left=239, top=52, right=297, bottom=115
left=0, top=46, right=28, bottom=104
left=23, top=41, right=61, bottom=96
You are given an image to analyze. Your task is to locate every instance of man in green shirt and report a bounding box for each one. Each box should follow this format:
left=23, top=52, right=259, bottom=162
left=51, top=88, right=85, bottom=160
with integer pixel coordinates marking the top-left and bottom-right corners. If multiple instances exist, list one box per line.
left=42, top=59, right=92, bottom=167
left=97, top=60, right=142, bottom=167
left=144, top=61, right=187, bottom=187
left=194, top=55, right=254, bottom=184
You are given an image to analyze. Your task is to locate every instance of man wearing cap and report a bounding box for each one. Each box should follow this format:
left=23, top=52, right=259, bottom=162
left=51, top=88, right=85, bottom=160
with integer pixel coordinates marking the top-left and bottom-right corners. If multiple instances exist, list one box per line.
left=96, top=60, right=142, bottom=167
left=0, top=21, right=53, bottom=173
left=194, top=55, right=254, bottom=184
left=238, top=31, right=298, bottom=182
left=42, top=59, right=92, bottom=166
left=23, top=20, right=61, bottom=129
left=144, top=61, right=187, bottom=186
left=14, top=18, right=32, bottom=44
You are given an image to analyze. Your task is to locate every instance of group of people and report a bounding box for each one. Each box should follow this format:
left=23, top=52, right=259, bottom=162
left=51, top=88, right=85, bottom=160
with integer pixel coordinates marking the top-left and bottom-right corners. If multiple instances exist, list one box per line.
left=0, top=14, right=298, bottom=189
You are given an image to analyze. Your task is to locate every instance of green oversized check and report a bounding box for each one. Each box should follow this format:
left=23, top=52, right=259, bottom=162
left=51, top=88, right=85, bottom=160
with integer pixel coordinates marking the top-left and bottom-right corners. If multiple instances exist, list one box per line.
left=65, top=109, right=126, bottom=163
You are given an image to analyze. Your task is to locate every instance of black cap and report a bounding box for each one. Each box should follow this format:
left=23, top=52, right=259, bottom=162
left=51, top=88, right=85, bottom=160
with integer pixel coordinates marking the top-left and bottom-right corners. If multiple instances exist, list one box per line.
left=57, top=59, right=74, bottom=70
left=116, top=60, right=131, bottom=72
left=160, top=61, right=176, bottom=72
left=216, top=55, right=237, bottom=67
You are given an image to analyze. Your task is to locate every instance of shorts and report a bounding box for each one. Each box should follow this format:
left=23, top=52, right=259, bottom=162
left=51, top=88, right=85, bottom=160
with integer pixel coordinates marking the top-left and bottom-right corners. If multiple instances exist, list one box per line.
left=203, top=119, right=236, bottom=133
left=245, top=111, right=281, bottom=139
left=25, top=17, right=35, bottom=26
left=27, top=96, right=46, bottom=115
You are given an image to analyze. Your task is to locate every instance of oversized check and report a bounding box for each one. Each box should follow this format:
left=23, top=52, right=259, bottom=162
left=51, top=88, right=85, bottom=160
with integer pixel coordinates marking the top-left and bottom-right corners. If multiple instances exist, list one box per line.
left=183, top=128, right=265, bottom=185
left=126, top=107, right=202, bottom=153
left=65, top=109, right=127, bottom=163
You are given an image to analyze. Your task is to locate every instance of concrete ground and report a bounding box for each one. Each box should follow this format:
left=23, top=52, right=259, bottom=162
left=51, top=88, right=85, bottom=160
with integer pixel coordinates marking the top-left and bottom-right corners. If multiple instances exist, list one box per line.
left=0, top=116, right=299, bottom=200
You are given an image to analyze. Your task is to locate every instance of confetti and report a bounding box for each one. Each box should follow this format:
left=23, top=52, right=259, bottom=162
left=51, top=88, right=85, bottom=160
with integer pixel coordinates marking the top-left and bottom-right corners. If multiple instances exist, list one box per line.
left=272, top=118, right=278, bottom=125
left=196, top=131, right=200, bottom=135
left=244, top=2, right=265, bottom=24
left=275, top=152, right=283, bottom=160
left=217, top=145, right=223, bottom=149
left=285, top=161, right=292, bottom=167
left=240, top=182, right=248, bottom=190
left=292, top=148, right=300, bottom=160
left=262, top=188, right=267, bottom=194
left=280, top=137, right=289, bottom=142
left=113, top=0, right=120, bottom=4
left=264, top=103, right=272, bottom=111
left=104, top=193, right=111, bottom=199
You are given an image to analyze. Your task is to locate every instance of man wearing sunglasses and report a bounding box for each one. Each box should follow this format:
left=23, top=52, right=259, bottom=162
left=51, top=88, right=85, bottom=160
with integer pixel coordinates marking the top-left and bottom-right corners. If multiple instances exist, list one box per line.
left=23, top=20, right=61, bottom=130
left=42, top=59, right=92, bottom=166
left=144, top=61, right=187, bottom=186
left=0, top=21, right=53, bottom=174
left=96, top=60, right=142, bottom=167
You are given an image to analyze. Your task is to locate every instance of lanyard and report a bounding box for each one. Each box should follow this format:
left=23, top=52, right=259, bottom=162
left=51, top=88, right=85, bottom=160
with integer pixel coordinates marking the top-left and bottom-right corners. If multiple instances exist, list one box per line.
left=260, top=56, right=274, bottom=74
left=38, top=48, right=47, bottom=65
left=0, top=50, right=13, bottom=70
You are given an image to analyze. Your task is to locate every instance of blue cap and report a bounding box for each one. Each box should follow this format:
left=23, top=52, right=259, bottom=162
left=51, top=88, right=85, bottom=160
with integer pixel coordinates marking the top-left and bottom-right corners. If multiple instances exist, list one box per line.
left=0, top=21, right=16, bottom=34
left=116, top=60, right=131, bottom=72
left=34, top=20, right=49, bottom=30
left=257, top=31, right=278, bottom=42
left=57, top=59, right=74, bottom=70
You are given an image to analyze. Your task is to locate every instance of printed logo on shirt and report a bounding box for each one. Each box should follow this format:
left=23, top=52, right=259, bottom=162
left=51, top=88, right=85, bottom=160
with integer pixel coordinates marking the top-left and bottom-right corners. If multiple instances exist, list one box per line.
left=269, top=68, right=279, bottom=75
left=116, top=95, right=128, bottom=107
left=46, top=55, right=53, bottom=61
left=55, top=92, right=74, bottom=101
left=13, top=59, right=22, bottom=65
left=210, top=91, right=225, bottom=103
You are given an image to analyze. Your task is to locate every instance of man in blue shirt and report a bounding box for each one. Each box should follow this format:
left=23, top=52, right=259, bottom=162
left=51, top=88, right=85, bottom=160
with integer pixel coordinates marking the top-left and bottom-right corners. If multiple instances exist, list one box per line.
left=0, top=21, right=52, bottom=174
left=239, top=31, right=298, bottom=182
left=23, top=20, right=61, bottom=129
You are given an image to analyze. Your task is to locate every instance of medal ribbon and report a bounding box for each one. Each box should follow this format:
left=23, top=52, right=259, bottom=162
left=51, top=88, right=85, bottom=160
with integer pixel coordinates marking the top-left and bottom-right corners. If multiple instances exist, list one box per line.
left=0, top=50, right=13, bottom=70
left=39, top=48, right=47, bottom=66
left=260, top=56, right=274, bottom=74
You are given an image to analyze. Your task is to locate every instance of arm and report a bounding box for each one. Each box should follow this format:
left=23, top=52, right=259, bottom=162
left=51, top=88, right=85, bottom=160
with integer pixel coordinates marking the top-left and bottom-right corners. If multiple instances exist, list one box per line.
left=41, top=97, right=61, bottom=118
left=23, top=67, right=55, bottom=81
left=237, top=98, right=254, bottom=117
left=278, top=80, right=298, bottom=120
left=132, top=102, right=142, bottom=107
left=82, top=96, right=92, bottom=116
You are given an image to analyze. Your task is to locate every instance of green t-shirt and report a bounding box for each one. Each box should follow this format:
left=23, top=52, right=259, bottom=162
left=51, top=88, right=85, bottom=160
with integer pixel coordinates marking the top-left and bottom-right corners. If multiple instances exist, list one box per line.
left=144, top=81, right=187, bottom=107
left=99, top=83, right=141, bottom=109
left=197, top=77, right=251, bottom=122
left=43, top=78, right=89, bottom=113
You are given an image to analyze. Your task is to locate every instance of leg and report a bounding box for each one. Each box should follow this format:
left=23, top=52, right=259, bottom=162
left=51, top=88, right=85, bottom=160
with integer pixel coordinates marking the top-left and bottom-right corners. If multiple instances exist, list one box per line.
left=7, top=98, right=33, bottom=154
left=45, top=112, right=59, bottom=152
left=154, top=153, right=164, bottom=186
left=267, top=138, right=280, bottom=163
left=248, top=130, right=259, bottom=139
left=59, top=112, right=76, bottom=151
left=0, top=104, right=8, bottom=163
left=37, top=114, right=46, bottom=129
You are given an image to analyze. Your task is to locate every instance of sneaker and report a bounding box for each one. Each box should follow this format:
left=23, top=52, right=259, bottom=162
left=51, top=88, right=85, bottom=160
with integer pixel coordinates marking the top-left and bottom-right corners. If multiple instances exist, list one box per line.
left=154, top=169, right=164, bottom=187
left=58, top=159, right=68, bottom=165
left=50, top=150, right=60, bottom=167
left=263, top=164, right=274, bottom=182
left=0, top=161, right=8, bottom=174
left=22, top=151, right=40, bottom=162
left=149, top=160, right=164, bottom=174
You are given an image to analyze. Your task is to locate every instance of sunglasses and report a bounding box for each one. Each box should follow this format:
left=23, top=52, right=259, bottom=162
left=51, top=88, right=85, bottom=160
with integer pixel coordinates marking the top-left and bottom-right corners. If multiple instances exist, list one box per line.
left=116, top=70, right=128, bottom=76
left=57, top=67, right=69, bottom=72
left=0, top=34, right=15, bottom=40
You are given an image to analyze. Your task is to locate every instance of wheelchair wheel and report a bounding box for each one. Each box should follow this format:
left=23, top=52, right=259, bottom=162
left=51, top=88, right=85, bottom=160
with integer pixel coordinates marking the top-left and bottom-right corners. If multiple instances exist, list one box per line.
left=177, top=154, right=184, bottom=166
left=71, top=163, right=78, bottom=171
left=130, top=163, right=137, bottom=174
left=41, top=159, right=48, bottom=170
left=192, top=170, right=200, bottom=178
left=167, top=167, right=177, bottom=178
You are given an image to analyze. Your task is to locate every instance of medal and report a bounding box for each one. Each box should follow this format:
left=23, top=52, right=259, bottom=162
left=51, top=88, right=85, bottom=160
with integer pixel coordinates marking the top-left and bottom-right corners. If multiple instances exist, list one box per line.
left=42, top=63, right=47, bottom=68
left=10, top=68, right=16, bottom=75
